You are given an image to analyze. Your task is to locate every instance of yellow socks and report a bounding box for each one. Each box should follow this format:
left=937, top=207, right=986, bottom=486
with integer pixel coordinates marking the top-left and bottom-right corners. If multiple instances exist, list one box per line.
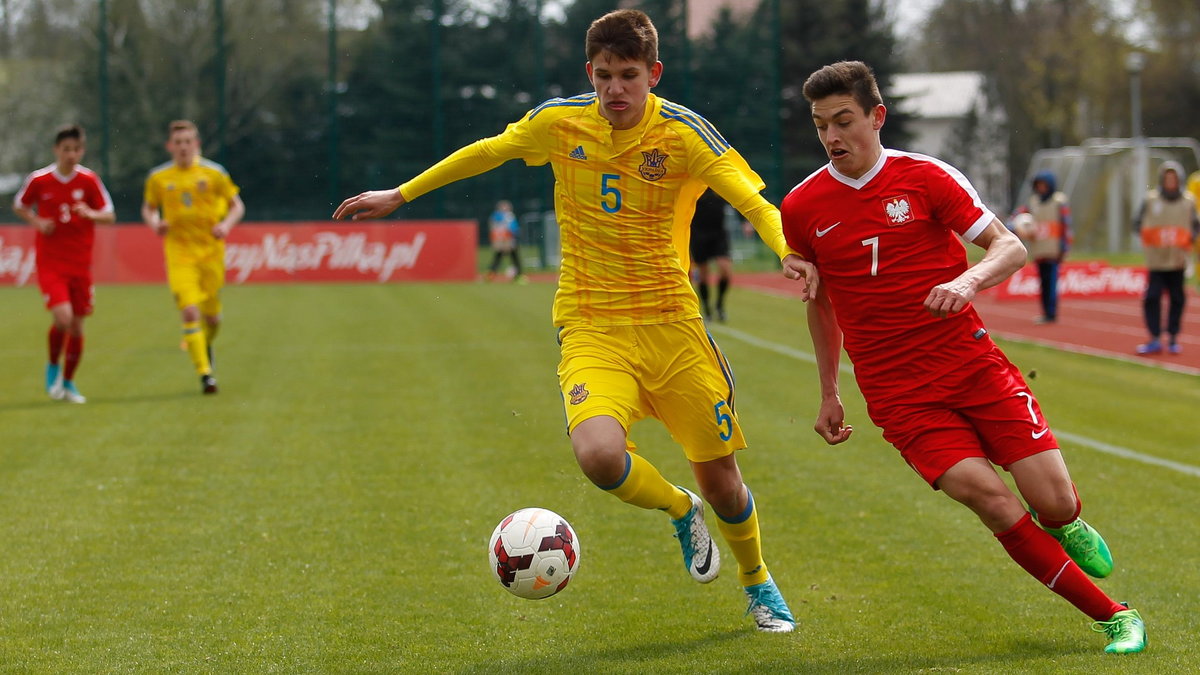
left=602, top=452, right=692, bottom=519
left=601, top=453, right=769, bottom=586
left=714, top=487, right=770, bottom=586
left=182, top=321, right=212, bottom=375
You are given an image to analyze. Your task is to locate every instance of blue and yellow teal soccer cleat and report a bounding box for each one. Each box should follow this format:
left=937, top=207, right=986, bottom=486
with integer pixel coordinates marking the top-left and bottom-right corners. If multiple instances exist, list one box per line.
left=744, top=576, right=795, bottom=633
left=670, top=487, right=719, bottom=583
left=46, top=363, right=62, bottom=398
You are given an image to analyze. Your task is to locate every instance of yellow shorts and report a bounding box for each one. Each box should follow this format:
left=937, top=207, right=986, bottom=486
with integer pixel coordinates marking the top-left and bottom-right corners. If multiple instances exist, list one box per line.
left=557, top=318, right=746, bottom=463
left=166, top=252, right=224, bottom=315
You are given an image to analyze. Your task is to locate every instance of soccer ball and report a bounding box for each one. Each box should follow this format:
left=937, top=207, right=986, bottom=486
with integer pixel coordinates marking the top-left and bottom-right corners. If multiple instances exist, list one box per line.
left=1012, top=212, right=1036, bottom=239
left=488, top=507, right=581, bottom=600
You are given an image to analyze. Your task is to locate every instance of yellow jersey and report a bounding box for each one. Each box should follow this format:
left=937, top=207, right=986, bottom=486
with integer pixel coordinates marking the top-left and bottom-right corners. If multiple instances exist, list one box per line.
left=400, top=93, right=793, bottom=327
left=144, top=157, right=240, bottom=259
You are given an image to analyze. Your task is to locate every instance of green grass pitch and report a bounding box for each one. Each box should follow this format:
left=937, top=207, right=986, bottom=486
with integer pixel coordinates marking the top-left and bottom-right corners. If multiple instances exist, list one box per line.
left=0, top=280, right=1196, bottom=672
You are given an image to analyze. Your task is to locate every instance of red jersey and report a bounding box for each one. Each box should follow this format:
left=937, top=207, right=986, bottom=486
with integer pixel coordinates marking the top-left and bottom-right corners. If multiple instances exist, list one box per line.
left=781, top=149, right=997, bottom=402
left=13, top=164, right=114, bottom=272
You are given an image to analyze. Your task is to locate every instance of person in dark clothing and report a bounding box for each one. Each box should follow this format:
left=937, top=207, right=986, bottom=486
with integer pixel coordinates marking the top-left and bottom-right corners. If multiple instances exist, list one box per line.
left=690, top=188, right=734, bottom=322
left=1011, top=170, right=1071, bottom=324
left=1132, top=161, right=1200, bottom=354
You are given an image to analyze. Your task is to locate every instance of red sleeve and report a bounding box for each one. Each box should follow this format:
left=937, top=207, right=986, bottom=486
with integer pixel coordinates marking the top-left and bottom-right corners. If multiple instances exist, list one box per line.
left=780, top=194, right=814, bottom=261
left=84, top=172, right=114, bottom=211
left=14, top=174, right=38, bottom=207
left=925, top=162, right=990, bottom=237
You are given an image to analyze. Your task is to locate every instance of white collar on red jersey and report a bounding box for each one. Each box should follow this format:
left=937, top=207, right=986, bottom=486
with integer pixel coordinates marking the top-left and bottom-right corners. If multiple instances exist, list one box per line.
left=52, top=166, right=80, bottom=183
left=826, top=147, right=888, bottom=191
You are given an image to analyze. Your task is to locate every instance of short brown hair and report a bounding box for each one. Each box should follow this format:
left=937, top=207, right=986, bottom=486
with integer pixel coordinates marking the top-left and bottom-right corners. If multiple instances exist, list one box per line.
left=168, top=119, right=199, bottom=138
left=585, top=9, right=658, bottom=67
left=802, top=61, right=884, bottom=114
left=54, top=124, right=85, bottom=146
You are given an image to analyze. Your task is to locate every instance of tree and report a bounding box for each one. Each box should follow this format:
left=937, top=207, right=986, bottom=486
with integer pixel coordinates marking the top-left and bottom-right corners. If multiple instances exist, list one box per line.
left=1136, top=0, right=1200, bottom=142
left=913, top=0, right=1134, bottom=204
left=772, top=0, right=906, bottom=188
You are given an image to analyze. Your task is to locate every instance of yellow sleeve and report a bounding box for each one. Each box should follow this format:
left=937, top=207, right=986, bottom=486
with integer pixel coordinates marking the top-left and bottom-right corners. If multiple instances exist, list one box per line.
left=399, top=112, right=550, bottom=202
left=219, top=169, right=240, bottom=198
left=698, top=148, right=796, bottom=261
left=143, top=173, right=159, bottom=208
left=737, top=194, right=798, bottom=261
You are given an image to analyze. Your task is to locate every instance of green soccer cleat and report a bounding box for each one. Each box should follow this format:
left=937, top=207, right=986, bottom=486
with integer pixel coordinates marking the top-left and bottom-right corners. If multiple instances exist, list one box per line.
left=670, top=487, right=719, bottom=583
left=1092, top=607, right=1146, bottom=654
left=1044, top=517, right=1113, bottom=579
left=743, top=576, right=795, bottom=633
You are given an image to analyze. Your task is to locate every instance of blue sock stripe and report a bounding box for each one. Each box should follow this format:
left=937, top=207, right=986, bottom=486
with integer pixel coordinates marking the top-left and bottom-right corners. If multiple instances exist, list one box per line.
left=717, top=487, right=755, bottom=524
left=597, top=452, right=633, bottom=491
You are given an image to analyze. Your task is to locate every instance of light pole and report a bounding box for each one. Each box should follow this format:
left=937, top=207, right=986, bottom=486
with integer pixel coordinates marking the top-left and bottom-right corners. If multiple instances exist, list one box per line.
left=1126, top=51, right=1147, bottom=229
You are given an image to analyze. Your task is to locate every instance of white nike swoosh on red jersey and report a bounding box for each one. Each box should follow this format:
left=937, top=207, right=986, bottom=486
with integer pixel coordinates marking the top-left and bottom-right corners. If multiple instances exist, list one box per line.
left=816, top=222, right=841, bottom=237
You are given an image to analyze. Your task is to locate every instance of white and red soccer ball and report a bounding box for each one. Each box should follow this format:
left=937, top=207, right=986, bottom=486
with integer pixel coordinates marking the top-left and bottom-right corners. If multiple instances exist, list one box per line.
left=488, top=507, right=580, bottom=600
left=1012, top=212, right=1037, bottom=239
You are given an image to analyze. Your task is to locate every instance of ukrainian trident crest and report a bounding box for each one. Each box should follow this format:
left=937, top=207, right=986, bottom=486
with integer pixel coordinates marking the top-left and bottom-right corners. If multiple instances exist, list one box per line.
left=638, top=148, right=668, bottom=181
left=568, top=383, right=590, bottom=405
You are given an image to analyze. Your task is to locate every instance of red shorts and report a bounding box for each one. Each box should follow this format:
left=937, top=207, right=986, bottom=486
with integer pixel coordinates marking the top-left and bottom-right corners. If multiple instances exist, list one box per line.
left=867, top=351, right=1059, bottom=488
left=37, top=266, right=94, bottom=316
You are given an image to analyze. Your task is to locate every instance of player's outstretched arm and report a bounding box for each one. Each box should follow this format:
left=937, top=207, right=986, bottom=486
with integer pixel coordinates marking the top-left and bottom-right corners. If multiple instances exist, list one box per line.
left=333, top=188, right=406, bottom=221
left=781, top=253, right=819, bottom=302
left=924, top=218, right=1025, bottom=318
left=807, top=286, right=852, bottom=445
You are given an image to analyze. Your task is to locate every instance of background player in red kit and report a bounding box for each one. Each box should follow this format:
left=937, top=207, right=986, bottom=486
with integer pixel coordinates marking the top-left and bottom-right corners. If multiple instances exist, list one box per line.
left=13, top=124, right=115, bottom=404
left=780, top=61, right=1146, bottom=654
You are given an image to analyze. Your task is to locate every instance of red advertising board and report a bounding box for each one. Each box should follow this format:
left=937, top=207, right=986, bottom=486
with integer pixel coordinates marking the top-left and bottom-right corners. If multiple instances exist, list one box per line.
left=0, top=221, right=478, bottom=285
left=985, top=261, right=1148, bottom=300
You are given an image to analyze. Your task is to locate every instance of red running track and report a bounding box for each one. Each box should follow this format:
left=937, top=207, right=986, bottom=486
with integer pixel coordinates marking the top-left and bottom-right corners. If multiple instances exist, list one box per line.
left=737, top=272, right=1200, bottom=377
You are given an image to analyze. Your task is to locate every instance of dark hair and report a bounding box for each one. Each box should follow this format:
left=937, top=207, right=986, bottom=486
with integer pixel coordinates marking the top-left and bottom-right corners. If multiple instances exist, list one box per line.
left=802, top=61, right=884, bottom=114
left=54, top=124, right=85, bottom=145
left=585, top=9, right=658, bottom=67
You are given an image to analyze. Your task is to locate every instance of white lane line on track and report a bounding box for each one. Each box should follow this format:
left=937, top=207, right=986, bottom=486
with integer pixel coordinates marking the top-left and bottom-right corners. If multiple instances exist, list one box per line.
left=708, top=323, right=1200, bottom=478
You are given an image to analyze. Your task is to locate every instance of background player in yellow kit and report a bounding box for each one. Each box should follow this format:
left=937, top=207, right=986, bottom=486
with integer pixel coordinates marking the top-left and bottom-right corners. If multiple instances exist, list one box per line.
left=141, top=120, right=245, bottom=394
left=335, top=9, right=816, bottom=632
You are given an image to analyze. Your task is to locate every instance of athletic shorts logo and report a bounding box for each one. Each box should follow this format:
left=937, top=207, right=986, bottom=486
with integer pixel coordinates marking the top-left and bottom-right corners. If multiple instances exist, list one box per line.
left=1016, top=391, right=1049, bottom=439
left=882, top=195, right=913, bottom=225
left=568, top=382, right=589, bottom=405
left=638, top=148, right=668, bottom=181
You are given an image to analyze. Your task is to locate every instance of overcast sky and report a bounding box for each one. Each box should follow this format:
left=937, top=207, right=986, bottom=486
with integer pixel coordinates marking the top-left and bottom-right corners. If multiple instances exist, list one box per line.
left=889, top=0, right=938, bottom=33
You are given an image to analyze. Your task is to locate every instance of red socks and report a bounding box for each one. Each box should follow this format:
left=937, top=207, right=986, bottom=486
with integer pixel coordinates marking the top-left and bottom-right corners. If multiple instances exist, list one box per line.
left=995, top=513, right=1123, bottom=621
left=49, top=326, right=66, bottom=364
left=63, top=334, right=84, bottom=381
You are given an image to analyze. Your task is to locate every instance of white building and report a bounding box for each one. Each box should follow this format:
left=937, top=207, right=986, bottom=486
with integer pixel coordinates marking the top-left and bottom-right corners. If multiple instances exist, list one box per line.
left=890, top=72, right=1009, bottom=212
